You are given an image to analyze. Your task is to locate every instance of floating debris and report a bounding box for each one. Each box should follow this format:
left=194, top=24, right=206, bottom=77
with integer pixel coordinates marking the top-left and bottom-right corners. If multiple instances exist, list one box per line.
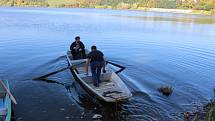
left=184, top=112, right=190, bottom=121
left=65, top=116, right=70, bottom=120
left=80, top=112, right=85, bottom=119
left=184, top=111, right=199, bottom=121
left=42, top=110, right=47, bottom=113
left=60, top=108, right=65, bottom=111
left=81, top=112, right=85, bottom=116
left=17, top=117, right=23, bottom=121
left=158, top=86, right=173, bottom=96
left=92, top=114, right=103, bottom=119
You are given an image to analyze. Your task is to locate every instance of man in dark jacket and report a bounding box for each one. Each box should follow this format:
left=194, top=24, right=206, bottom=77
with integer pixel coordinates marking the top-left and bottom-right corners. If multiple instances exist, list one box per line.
left=70, top=36, right=86, bottom=60
left=85, top=46, right=105, bottom=87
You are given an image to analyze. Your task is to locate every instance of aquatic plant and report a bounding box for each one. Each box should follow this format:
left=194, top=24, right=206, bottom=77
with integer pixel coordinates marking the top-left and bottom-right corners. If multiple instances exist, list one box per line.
left=158, top=86, right=173, bottom=96
left=206, top=106, right=215, bottom=121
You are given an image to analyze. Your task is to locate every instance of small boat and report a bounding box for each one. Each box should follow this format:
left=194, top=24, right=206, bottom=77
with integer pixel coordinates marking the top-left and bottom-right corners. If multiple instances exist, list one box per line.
left=66, top=50, right=132, bottom=103
left=0, top=80, right=17, bottom=121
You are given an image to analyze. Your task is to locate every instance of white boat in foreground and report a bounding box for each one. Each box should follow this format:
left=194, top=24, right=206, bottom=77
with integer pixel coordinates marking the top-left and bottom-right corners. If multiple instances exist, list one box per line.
left=66, top=51, right=132, bottom=103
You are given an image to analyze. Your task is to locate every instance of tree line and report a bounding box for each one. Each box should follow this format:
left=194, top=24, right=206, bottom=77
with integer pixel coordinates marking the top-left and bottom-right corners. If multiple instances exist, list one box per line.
left=0, top=0, right=214, bottom=12
left=0, top=0, right=49, bottom=7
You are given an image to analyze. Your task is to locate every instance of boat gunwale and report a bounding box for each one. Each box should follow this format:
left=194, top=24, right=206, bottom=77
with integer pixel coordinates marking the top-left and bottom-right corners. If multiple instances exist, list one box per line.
left=0, top=80, right=12, bottom=121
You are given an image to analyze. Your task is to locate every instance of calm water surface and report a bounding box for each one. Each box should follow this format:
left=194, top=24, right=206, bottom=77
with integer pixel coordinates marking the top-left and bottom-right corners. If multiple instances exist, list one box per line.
left=0, top=7, right=215, bottom=121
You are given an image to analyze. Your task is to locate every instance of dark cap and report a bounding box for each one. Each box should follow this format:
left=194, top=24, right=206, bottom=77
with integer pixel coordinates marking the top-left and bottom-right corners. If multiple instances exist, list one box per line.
left=75, top=36, right=80, bottom=40
left=91, top=45, right=97, bottom=50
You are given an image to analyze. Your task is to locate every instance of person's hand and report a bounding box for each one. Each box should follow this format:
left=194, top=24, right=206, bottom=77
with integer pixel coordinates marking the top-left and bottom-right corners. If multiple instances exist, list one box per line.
left=79, top=48, right=82, bottom=51
left=73, top=47, right=76, bottom=49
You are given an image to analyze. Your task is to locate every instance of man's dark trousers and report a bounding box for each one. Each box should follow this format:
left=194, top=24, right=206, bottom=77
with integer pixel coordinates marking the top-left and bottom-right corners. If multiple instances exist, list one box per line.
left=90, top=61, right=103, bottom=87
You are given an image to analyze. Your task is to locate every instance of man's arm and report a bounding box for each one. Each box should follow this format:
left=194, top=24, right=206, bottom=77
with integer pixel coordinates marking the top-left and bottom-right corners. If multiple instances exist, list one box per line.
left=80, top=42, right=85, bottom=49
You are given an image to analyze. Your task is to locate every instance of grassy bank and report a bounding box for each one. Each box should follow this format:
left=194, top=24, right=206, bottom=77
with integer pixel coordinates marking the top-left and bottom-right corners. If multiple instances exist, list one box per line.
left=207, top=105, right=215, bottom=121
left=185, top=100, right=215, bottom=121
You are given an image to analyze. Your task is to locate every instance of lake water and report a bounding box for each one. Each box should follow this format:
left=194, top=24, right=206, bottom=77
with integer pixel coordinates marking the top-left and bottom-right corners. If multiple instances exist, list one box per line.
left=0, top=7, right=215, bottom=121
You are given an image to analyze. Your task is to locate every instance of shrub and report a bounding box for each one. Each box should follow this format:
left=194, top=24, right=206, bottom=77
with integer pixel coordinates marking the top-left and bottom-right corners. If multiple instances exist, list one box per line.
left=116, top=2, right=131, bottom=9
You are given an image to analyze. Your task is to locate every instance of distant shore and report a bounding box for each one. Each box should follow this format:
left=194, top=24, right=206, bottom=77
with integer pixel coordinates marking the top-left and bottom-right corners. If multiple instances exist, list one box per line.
left=91, top=4, right=214, bottom=15
left=0, top=5, right=214, bottom=15
left=1, top=0, right=215, bottom=15
left=93, top=5, right=215, bottom=15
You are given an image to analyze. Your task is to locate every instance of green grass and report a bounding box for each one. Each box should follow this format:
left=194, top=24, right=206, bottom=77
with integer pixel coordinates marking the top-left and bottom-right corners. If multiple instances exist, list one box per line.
left=207, top=106, right=215, bottom=121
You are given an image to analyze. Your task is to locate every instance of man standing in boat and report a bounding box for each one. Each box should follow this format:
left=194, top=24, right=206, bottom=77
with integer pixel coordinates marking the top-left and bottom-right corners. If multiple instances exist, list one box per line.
left=70, top=36, right=86, bottom=60
left=85, top=45, right=105, bottom=87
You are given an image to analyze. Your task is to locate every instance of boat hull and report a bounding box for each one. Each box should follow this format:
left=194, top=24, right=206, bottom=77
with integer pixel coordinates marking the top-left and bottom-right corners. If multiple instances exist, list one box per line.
left=0, top=80, right=12, bottom=121
left=66, top=51, right=132, bottom=103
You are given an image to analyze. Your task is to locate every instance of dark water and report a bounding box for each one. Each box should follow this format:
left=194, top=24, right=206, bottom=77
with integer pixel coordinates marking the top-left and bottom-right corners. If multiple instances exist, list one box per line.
left=1, top=7, right=215, bottom=121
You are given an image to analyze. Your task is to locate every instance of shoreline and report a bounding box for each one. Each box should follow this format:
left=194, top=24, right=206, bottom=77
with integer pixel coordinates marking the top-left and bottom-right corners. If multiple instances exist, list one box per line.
left=184, top=99, right=215, bottom=121
left=0, top=5, right=214, bottom=16
left=99, top=7, right=215, bottom=15
left=135, top=7, right=213, bottom=15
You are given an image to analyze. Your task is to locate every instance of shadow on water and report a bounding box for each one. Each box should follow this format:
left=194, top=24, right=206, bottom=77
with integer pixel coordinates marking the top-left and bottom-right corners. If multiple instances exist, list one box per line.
left=35, top=78, right=73, bottom=88
left=66, top=81, right=130, bottom=121
left=30, top=55, right=68, bottom=79
left=35, top=77, right=133, bottom=121
left=1, top=55, right=68, bottom=83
